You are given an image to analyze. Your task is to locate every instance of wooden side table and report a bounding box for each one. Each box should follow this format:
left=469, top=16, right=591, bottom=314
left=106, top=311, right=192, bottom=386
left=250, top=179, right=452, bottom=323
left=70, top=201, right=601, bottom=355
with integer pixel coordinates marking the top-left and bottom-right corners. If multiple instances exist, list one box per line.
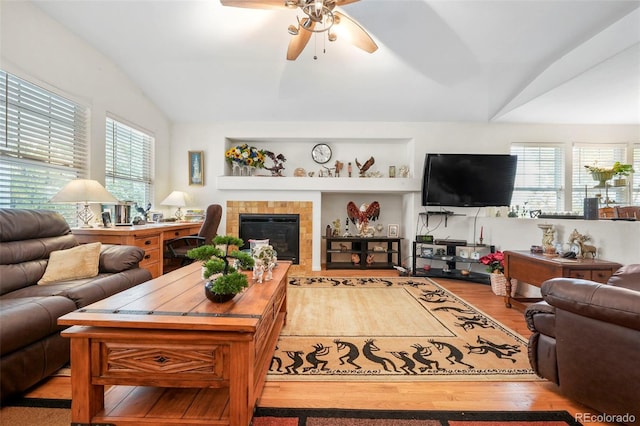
left=503, top=250, right=622, bottom=310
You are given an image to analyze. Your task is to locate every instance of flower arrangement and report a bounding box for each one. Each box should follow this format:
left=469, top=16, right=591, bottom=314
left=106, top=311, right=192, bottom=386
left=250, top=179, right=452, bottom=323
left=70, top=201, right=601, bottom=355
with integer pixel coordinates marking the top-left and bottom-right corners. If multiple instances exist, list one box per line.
left=479, top=251, right=505, bottom=274
left=225, top=143, right=266, bottom=168
left=583, top=164, right=613, bottom=174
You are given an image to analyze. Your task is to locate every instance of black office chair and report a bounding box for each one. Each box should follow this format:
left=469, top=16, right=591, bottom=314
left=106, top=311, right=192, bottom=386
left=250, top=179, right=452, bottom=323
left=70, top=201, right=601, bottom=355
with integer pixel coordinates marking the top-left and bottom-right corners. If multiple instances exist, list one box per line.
left=165, top=204, right=222, bottom=266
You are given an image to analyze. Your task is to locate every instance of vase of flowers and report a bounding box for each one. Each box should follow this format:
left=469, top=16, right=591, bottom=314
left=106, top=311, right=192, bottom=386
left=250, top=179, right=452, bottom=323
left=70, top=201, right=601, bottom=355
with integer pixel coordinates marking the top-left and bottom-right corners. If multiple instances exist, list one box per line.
left=584, top=164, right=615, bottom=188
left=479, top=251, right=517, bottom=296
left=225, top=144, right=266, bottom=175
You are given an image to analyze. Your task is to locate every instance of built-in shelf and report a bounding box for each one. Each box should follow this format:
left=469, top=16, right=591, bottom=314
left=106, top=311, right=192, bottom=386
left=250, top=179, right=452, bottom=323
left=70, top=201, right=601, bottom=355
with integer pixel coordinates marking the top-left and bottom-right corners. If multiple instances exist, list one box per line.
left=216, top=176, right=421, bottom=194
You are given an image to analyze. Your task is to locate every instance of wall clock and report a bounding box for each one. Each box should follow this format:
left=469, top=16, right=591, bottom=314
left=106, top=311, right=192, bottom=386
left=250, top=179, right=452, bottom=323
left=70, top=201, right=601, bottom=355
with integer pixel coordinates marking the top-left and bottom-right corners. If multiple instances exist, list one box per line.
left=311, top=143, right=332, bottom=164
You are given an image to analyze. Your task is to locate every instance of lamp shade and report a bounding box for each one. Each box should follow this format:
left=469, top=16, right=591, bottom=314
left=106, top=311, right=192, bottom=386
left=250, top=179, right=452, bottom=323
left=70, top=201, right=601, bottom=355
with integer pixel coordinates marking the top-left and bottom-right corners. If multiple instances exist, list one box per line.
left=50, top=179, right=119, bottom=204
left=160, top=191, right=187, bottom=207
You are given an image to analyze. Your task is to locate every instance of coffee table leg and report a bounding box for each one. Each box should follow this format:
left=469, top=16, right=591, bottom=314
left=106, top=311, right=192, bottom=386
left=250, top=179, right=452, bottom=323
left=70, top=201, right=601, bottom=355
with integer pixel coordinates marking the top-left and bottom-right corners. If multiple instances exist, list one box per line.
left=70, top=336, right=104, bottom=424
left=229, top=341, right=253, bottom=426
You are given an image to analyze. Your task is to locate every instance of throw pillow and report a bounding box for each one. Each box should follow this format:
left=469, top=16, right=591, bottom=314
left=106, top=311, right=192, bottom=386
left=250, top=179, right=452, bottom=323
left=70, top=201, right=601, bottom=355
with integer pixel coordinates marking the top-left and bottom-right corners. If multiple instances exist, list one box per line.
left=38, top=242, right=102, bottom=285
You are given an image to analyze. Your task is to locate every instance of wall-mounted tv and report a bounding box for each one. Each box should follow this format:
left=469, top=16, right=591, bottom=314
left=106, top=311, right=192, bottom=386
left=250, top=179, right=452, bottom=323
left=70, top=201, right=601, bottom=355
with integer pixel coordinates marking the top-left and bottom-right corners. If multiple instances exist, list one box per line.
left=421, top=153, right=518, bottom=207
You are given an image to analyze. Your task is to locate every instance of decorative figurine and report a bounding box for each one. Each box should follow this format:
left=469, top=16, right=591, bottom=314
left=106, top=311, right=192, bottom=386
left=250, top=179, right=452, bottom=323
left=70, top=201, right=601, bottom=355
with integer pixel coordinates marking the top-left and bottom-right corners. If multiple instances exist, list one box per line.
left=335, top=161, right=344, bottom=177
left=347, top=201, right=380, bottom=236
left=538, top=224, right=556, bottom=255
left=568, top=229, right=597, bottom=259
left=264, top=151, right=286, bottom=176
left=355, top=157, right=375, bottom=177
left=332, top=218, right=341, bottom=236
left=366, top=253, right=375, bottom=266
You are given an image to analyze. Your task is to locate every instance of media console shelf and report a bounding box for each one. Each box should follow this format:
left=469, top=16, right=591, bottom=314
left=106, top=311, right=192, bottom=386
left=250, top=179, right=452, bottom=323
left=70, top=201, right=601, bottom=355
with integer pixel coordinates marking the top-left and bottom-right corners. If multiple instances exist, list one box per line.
left=412, top=240, right=491, bottom=284
left=419, top=210, right=465, bottom=227
left=325, top=236, right=402, bottom=270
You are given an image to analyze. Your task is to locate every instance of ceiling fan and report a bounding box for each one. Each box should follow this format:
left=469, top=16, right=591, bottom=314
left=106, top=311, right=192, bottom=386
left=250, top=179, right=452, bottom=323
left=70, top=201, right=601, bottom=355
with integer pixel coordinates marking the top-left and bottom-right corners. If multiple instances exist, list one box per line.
left=220, top=0, right=378, bottom=60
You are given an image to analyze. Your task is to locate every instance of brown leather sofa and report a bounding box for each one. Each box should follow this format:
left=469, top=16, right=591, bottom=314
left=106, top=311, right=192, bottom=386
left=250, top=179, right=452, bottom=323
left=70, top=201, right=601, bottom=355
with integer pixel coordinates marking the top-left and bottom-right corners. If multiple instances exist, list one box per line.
left=525, top=264, right=640, bottom=424
left=0, top=209, right=152, bottom=402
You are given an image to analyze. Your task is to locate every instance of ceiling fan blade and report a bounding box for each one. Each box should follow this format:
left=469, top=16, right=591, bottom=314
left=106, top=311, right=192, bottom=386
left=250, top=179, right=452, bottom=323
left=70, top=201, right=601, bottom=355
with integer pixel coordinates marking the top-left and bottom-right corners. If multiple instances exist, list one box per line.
left=335, top=0, right=361, bottom=5
left=220, top=0, right=288, bottom=10
left=333, top=11, right=378, bottom=54
left=287, top=19, right=315, bottom=60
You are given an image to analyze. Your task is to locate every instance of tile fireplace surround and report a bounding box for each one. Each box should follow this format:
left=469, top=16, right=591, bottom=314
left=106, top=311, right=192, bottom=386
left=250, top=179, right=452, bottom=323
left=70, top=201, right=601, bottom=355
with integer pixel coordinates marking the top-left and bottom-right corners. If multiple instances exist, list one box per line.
left=226, top=201, right=313, bottom=275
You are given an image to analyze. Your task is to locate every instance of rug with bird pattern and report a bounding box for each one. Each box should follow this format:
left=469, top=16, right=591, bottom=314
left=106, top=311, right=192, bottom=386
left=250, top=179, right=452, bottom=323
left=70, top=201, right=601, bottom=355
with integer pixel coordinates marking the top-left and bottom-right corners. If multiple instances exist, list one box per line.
left=266, top=276, right=539, bottom=381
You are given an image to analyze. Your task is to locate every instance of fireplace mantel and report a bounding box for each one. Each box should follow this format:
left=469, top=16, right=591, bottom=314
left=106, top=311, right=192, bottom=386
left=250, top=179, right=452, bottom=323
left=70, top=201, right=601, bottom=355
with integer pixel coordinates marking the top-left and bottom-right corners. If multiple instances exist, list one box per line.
left=217, top=176, right=421, bottom=194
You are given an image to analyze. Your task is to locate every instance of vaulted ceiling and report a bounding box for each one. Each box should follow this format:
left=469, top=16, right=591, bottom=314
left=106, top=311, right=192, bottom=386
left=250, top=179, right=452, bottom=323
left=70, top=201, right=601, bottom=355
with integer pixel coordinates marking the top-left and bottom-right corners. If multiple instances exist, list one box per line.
left=32, top=0, right=640, bottom=124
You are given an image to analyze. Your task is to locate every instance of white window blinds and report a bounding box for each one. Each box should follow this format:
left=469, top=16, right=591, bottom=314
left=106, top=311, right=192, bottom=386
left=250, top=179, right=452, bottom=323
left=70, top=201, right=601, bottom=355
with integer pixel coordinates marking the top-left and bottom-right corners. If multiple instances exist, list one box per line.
left=633, top=144, right=640, bottom=204
left=510, top=144, right=564, bottom=213
left=0, top=70, right=89, bottom=223
left=572, top=143, right=627, bottom=212
left=105, top=117, right=153, bottom=206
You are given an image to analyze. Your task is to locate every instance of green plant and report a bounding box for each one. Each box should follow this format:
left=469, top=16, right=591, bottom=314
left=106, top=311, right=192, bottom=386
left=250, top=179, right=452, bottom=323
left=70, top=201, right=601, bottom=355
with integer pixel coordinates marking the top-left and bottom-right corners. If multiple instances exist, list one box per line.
left=187, top=235, right=254, bottom=295
left=612, top=162, right=635, bottom=177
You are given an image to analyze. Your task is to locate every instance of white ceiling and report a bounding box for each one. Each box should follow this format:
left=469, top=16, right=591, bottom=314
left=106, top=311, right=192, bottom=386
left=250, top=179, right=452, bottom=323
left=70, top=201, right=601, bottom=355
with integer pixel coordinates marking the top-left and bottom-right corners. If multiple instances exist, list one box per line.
left=32, top=0, right=640, bottom=124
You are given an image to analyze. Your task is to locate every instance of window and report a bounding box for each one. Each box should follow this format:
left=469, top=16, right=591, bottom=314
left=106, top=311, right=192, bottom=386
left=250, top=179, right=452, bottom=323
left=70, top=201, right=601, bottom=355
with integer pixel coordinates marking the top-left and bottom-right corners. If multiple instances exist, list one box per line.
left=0, top=70, right=89, bottom=224
left=633, top=144, right=640, bottom=204
left=510, top=144, right=564, bottom=213
left=105, top=117, right=153, bottom=207
left=572, top=143, right=627, bottom=213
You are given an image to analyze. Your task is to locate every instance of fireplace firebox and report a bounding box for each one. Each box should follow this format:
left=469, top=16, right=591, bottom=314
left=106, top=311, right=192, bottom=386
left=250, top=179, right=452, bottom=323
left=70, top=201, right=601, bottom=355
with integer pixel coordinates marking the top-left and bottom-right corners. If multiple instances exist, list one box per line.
left=239, top=214, right=300, bottom=264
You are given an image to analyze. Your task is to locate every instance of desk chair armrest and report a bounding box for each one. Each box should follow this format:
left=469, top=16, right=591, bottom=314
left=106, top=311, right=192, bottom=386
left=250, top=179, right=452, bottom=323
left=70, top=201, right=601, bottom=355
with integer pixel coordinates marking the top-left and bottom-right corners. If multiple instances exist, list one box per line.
left=166, top=236, right=205, bottom=257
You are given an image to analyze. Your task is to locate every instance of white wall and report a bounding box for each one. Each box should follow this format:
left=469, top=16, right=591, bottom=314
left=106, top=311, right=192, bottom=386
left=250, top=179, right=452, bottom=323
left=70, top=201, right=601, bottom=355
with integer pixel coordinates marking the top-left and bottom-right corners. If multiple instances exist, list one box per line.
left=0, top=0, right=172, bottom=202
left=171, top=121, right=639, bottom=270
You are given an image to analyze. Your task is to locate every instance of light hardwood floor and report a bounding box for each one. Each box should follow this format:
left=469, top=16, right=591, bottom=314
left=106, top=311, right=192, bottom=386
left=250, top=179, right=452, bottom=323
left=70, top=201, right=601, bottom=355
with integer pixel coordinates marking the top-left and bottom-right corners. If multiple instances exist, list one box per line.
left=25, top=268, right=614, bottom=425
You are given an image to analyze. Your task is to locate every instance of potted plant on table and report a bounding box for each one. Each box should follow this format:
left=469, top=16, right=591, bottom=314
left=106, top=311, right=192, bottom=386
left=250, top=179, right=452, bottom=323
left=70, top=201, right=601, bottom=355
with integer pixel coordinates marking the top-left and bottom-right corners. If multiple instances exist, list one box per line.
left=187, top=235, right=254, bottom=303
left=479, top=251, right=516, bottom=297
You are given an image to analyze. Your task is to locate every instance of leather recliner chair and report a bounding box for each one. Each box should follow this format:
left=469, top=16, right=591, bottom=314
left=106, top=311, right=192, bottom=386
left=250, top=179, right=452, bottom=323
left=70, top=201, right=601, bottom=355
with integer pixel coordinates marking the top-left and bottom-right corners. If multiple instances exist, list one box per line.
left=525, top=264, right=640, bottom=424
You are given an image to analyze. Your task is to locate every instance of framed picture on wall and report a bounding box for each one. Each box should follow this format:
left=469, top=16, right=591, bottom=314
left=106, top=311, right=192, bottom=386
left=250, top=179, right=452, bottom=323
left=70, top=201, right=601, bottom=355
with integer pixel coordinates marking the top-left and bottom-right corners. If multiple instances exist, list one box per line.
left=189, top=151, right=204, bottom=186
left=388, top=224, right=399, bottom=238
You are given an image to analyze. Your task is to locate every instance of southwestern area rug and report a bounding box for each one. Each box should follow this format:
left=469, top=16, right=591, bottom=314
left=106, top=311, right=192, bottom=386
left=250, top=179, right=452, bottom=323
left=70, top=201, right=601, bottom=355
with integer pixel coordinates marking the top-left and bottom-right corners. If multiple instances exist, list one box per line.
left=252, top=408, right=583, bottom=426
left=267, top=277, right=537, bottom=382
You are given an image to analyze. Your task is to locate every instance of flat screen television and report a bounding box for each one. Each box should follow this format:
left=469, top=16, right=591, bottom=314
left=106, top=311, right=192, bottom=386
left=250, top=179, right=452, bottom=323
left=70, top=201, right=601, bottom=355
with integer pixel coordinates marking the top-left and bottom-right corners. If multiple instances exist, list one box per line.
left=421, top=153, right=518, bottom=207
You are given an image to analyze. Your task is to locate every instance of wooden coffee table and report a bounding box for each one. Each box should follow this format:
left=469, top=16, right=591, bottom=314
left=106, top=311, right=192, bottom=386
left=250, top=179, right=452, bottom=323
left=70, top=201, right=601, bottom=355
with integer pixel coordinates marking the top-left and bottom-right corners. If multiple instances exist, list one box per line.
left=58, top=261, right=290, bottom=426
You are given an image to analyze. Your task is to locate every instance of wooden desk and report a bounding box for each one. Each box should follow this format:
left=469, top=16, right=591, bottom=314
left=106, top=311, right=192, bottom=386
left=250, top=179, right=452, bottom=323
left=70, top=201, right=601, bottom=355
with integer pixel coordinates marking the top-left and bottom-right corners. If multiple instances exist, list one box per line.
left=59, top=261, right=290, bottom=426
left=72, top=222, right=202, bottom=278
left=503, top=250, right=622, bottom=309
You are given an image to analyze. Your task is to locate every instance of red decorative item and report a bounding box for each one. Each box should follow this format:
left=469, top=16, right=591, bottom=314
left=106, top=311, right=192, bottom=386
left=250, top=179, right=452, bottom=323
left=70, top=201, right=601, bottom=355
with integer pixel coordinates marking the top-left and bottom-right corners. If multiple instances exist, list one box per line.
left=479, top=251, right=505, bottom=274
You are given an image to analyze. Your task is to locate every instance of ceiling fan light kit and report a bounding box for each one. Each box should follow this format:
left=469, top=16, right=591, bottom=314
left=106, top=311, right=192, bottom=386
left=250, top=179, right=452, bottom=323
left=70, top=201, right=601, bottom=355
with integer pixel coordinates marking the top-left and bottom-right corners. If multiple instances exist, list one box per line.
left=220, top=0, right=377, bottom=60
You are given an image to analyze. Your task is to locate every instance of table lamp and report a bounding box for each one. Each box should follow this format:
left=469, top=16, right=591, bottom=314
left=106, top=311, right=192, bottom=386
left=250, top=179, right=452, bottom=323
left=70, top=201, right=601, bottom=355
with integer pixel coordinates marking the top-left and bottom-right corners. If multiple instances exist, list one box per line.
left=50, top=179, right=119, bottom=227
left=161, top=190, right=187, bottom=220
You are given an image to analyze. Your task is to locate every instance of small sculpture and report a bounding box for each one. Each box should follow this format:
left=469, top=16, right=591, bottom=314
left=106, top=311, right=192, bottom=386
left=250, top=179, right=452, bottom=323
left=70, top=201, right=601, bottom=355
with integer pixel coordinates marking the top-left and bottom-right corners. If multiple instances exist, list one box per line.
left=351, top=253, right=360, bottom=265
left=355, top=157, right=375, bottom=177
left=347, top=201, right=380, bottom=236
left=568, top=228, right=597, bottom=259
left=366, top=254, right=375, bottom=266
left=335, top=161, right=344, bottom=177
left=332, top=218, right=341, bottom=236
left=264, top=151, right=286, bottom=176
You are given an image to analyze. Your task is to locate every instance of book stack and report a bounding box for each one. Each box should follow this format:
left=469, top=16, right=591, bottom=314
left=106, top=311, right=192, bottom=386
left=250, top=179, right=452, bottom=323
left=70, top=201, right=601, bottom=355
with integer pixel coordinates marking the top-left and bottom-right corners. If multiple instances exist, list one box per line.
left=184, top=209, right=204, bottom=222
